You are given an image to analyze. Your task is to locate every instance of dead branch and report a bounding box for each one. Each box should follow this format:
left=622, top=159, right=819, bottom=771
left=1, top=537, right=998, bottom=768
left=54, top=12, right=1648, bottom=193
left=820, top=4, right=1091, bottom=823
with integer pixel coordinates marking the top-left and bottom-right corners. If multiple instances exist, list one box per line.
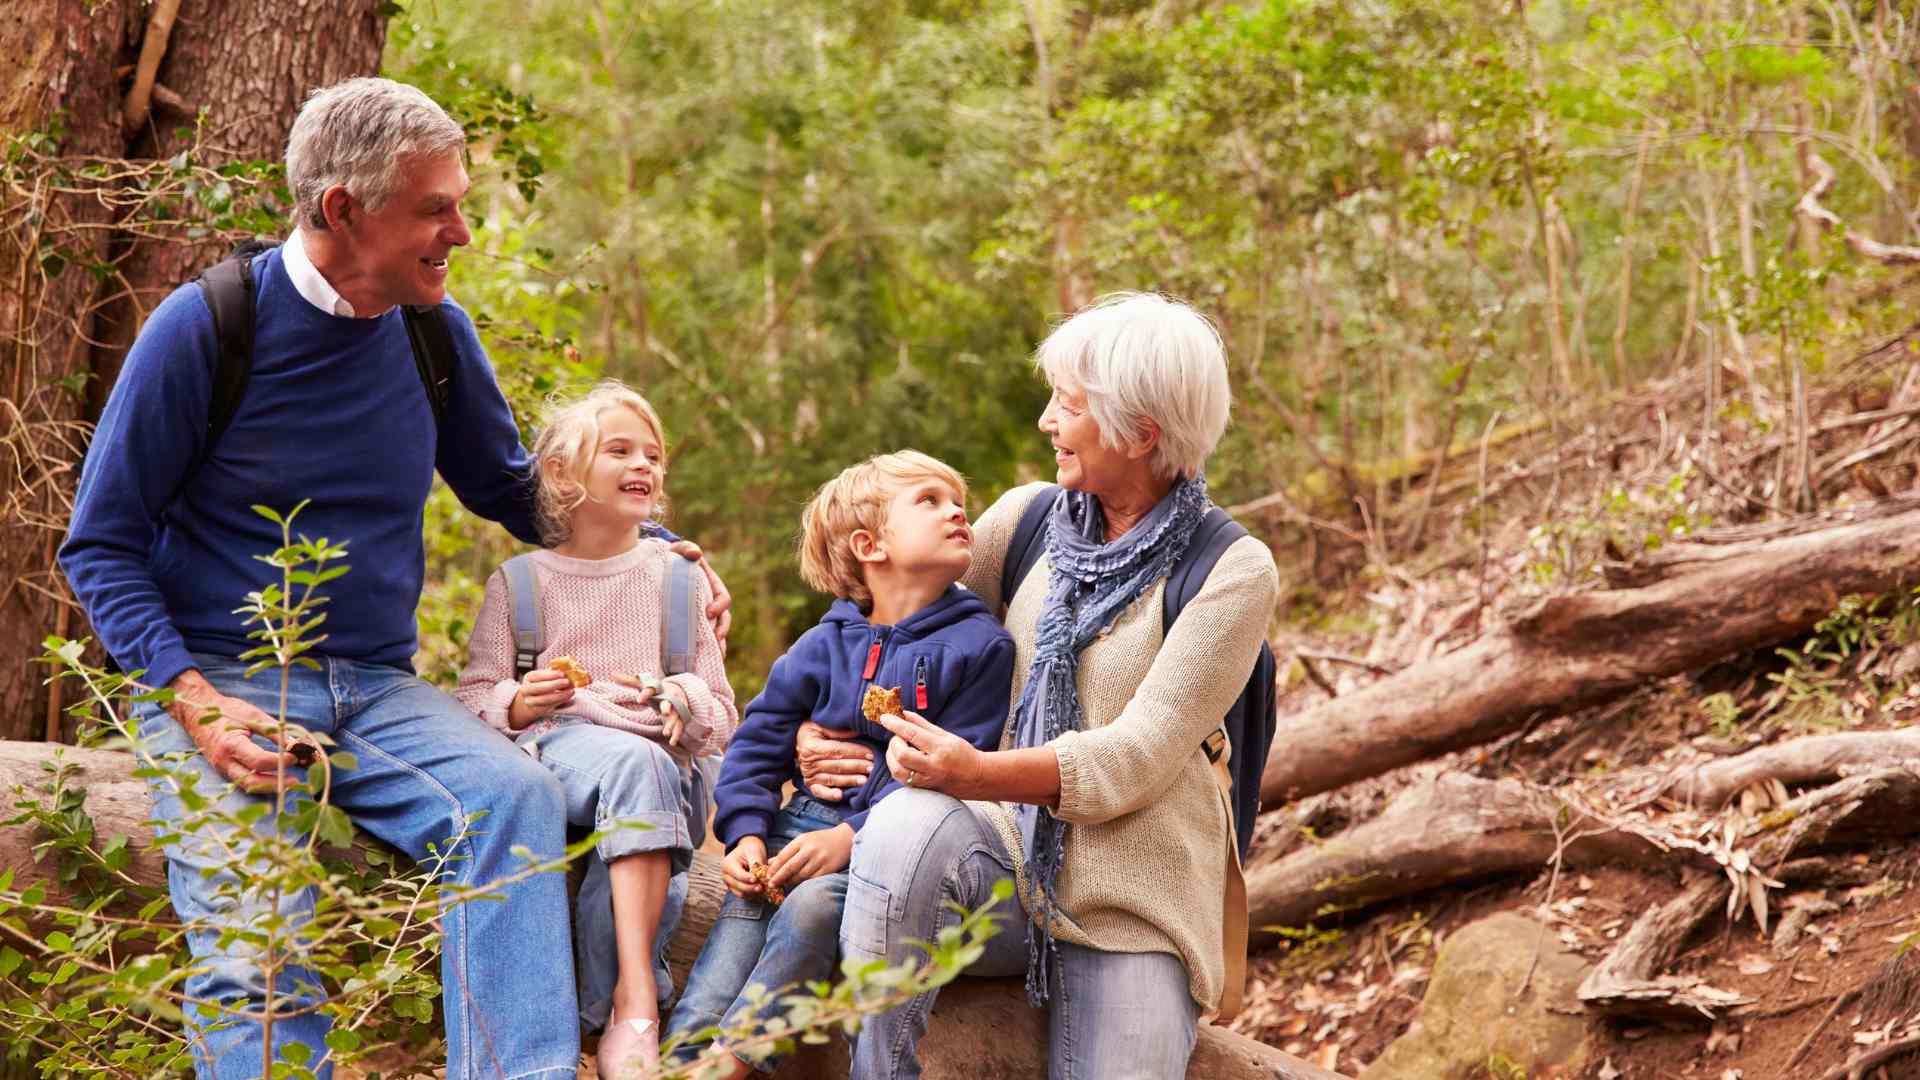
left=1663, top=730, right=1920, bottom=808
left=123, top=0, right=183, bottom=135
left=1796, top=151, right=1920, bottom=264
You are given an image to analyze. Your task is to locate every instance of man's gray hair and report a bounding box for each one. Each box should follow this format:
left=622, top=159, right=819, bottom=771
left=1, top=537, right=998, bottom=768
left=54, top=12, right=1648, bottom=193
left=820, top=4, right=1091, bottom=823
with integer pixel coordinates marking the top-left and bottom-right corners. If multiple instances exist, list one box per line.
left=1035, top=292, right=1232, bottom=481
left=286, top=77, right=465, bottom=230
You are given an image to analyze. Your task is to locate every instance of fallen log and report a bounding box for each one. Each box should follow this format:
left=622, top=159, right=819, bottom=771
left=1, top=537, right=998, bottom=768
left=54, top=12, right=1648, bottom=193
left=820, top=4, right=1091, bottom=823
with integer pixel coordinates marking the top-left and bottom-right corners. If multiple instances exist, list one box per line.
left=1260, top=501, right=1920, bottom=806
left=0, top=741, right=1340, bottom=1080
left=1248, top=733, right=1920, bottom=945
left=1244, top=773, right=1676, bottom=941
left=1664, top=729, right=1920, bottom=808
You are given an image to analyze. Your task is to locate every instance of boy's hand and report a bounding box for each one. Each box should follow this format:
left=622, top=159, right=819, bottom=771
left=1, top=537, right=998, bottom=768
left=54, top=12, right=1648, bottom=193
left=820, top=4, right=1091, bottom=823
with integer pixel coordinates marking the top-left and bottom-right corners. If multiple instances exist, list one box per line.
left=768, top=823, right=855, bottom=888
left=509, top=668, right=576, bottom=730
left=722, top=836, right=769, bottom=898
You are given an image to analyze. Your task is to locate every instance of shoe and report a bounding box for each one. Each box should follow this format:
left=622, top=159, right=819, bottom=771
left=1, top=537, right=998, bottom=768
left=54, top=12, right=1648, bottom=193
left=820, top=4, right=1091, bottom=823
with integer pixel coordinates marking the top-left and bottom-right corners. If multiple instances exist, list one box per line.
left=596, top=1016, right=660, bottom=1080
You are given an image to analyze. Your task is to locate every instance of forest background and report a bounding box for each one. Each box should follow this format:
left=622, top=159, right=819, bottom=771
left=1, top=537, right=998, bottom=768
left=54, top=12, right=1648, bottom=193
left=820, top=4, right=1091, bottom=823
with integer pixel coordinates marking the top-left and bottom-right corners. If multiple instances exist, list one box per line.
left=7, top=0, right=1920, bottom=711
left=396, top=0, right=1920, bottom=702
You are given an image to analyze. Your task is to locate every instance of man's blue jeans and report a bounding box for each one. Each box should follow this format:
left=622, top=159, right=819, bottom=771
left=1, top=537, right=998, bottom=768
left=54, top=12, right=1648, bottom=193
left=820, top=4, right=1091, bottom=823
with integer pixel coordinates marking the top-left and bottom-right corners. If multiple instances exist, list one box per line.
left=664, top=794, right=852, bottom=1067
left=135, top=653, right=580, bottom=1080
left=840, top=788, right=1201, bottom=1080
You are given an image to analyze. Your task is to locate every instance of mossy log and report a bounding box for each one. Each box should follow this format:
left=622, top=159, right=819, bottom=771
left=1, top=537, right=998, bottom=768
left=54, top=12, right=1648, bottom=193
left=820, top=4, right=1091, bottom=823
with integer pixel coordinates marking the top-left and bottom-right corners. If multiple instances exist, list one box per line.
left=0, top=740, right=1342, bottom=1080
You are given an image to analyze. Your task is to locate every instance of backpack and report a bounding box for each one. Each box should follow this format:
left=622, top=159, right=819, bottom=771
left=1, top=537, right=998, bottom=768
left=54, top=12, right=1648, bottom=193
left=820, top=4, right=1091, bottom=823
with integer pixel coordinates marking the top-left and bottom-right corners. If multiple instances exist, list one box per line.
left=195, top=240, right=458, bottom=464
left=1000, top=485, right=1279, bottom=858
left=500, top=549, right=719, bottom=847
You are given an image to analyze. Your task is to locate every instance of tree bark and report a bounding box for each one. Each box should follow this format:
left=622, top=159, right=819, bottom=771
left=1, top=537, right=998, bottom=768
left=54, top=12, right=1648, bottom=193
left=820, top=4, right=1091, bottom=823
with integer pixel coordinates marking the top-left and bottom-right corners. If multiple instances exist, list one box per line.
left=0, top=741, right=1345, bottom=1080
left=0, top=1, right=137, bottom=743
left=0, top=0, right=388, bottom=744
left=1259, top=502, right=1920, bottom=805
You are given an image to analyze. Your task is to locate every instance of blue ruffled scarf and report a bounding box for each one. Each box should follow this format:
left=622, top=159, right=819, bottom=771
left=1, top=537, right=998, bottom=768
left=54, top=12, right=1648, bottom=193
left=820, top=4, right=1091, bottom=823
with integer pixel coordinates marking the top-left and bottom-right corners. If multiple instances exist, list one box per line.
left=1011, top=473, right=1211, bottom=1006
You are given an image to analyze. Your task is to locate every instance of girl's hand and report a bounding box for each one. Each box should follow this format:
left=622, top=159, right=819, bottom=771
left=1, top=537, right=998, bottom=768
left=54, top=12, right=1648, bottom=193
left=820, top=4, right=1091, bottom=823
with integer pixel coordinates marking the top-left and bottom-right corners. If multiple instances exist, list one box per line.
left=768, top=823, right=855, bottom=888
left=876, top=709, right=980, bottom=797
left=721, top=836, right=769, bottom=898
left=509, top=668, right=576, bottom=730
left=795, top=721, right=874, bottom=801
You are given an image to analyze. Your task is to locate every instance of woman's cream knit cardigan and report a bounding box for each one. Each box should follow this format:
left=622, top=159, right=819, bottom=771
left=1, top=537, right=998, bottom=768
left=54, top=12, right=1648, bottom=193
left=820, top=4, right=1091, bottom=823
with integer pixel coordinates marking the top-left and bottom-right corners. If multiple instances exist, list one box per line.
left=960, top=482, right=1280, bottom=1013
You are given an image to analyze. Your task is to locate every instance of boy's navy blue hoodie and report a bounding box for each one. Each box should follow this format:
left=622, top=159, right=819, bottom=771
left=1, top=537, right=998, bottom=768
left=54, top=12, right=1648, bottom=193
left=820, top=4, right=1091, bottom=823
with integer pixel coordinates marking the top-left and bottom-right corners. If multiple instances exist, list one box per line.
left=712, top=585, right=1016, bottom=847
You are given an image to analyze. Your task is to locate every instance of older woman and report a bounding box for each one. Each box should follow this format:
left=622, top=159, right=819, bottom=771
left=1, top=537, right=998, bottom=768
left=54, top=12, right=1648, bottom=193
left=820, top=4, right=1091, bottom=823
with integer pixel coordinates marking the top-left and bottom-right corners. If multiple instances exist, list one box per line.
left=803, top=292, right=1278, bottom=1079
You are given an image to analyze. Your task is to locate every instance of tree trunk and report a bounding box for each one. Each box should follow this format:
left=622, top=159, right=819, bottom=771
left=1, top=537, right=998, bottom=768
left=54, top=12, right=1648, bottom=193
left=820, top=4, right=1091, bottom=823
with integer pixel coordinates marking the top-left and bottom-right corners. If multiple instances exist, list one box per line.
left=0, top=740, right=1347, bottom=1080
left=0, top=0, right=387, bottom=744
left=1259, top=501, right=1920, bottom=805
left=0, top=1, right=137, bottom=744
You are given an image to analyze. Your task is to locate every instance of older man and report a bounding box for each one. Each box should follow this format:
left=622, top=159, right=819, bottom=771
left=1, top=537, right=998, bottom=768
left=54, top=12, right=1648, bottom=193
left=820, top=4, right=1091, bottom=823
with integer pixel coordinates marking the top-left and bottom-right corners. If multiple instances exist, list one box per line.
left=59, top=78, right=714, bottom=1080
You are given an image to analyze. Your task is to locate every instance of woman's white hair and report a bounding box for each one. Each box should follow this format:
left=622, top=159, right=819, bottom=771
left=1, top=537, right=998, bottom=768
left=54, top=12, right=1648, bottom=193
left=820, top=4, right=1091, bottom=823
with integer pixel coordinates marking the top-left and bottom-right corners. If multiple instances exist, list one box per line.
left=1035, top=292, right=1231, bottom=481
left=285, top=77, right=465, bottom=231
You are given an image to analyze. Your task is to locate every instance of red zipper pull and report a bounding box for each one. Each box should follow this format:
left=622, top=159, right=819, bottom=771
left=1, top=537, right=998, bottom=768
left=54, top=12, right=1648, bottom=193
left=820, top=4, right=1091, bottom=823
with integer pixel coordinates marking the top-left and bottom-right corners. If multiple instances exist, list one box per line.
left=916, top=682, right=928, bottom=710
left=862, top=641, right=882, bottom=680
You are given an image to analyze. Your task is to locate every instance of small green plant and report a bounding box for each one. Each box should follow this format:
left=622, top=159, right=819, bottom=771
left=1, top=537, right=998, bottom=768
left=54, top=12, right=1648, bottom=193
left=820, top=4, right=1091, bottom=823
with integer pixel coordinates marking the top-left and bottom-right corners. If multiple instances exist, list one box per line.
left=1528, top=469, right=1711, bottom=586
left=1699, top=691, right=1742, bottom=739
left=1483, top=1050, right=1528, bottom=1079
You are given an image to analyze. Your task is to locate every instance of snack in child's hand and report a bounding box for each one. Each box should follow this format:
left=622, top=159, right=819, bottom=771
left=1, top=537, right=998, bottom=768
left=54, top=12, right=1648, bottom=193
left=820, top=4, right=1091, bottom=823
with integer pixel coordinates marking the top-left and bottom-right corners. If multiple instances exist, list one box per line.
left=861, top=684, right=902, bottom=724
left=750, top=861, right=786, bottom=905
left=550, top=656, right=592, bottom=687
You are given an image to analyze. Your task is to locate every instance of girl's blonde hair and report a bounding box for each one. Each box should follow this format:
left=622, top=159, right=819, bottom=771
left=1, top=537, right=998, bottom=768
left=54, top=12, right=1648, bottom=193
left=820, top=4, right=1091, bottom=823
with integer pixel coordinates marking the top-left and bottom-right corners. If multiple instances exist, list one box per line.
left=531, top=381, right=668, bottom=546
left=798, top=449, right=968, bottom=608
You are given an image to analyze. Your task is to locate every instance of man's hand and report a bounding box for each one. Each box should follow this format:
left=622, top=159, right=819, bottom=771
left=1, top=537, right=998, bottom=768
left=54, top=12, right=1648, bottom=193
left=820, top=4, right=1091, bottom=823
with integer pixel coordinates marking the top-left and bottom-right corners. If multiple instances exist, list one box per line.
left=721, top=835, right=769, bottom=899
left=169, top=671, right=300, bottom=794
left=795, top=720, right=874, bottom=801
left=509, top=668, right=576, bottom=730
left=666, top=540, right=732, bottom=655
left=768, top=823, right=854, bottom=888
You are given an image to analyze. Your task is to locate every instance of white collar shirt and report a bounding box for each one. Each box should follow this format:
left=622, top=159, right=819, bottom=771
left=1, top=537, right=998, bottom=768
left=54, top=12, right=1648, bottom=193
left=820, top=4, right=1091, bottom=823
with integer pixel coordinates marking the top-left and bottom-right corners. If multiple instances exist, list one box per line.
left=282, top=228, right=358, bottom=318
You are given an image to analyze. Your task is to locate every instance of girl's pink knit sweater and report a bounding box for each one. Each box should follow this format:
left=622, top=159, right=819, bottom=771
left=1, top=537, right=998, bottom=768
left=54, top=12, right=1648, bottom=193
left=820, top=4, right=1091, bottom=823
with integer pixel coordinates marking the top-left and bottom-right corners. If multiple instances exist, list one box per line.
left=454, top=540, right=737, bottom=758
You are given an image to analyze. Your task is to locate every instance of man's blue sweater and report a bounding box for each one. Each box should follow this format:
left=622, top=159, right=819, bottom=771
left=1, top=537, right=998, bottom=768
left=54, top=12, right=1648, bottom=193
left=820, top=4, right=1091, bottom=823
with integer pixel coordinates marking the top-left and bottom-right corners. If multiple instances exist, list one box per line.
left=712, top=586, right=1016, bottom=847
left=59, top=247, right=540, bottom=691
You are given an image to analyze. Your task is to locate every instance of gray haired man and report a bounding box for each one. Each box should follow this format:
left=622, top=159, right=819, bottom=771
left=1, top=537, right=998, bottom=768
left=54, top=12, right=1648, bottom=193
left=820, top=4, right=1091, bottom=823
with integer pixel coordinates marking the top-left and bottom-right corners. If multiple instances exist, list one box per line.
left=60, top=78, right=714, bottom=1080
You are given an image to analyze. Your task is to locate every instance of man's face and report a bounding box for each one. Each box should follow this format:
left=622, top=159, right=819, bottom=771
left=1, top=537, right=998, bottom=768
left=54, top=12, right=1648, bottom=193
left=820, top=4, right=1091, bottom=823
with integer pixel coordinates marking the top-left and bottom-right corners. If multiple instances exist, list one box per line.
left=345, top=151, right=472, bottom=310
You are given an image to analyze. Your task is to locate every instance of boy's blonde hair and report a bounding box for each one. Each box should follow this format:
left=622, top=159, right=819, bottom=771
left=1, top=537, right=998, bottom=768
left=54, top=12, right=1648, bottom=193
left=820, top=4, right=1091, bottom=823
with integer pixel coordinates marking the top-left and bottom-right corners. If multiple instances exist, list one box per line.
left=799, top=450, right=968, bottom=608
left=530, top=380, right=668, bottom=546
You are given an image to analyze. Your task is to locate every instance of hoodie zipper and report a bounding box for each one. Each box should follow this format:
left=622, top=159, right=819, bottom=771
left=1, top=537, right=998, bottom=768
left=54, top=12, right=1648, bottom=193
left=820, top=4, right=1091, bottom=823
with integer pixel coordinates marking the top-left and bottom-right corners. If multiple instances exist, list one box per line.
left=913, top=655, right=930, bottom=711
left=862, top=628, right=887, bottom=681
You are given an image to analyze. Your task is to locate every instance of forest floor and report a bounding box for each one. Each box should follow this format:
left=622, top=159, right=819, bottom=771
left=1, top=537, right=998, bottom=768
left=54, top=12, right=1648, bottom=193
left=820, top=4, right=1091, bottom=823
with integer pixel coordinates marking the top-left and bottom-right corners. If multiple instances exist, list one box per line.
left=1225, top=324, right=1920, bottom=1079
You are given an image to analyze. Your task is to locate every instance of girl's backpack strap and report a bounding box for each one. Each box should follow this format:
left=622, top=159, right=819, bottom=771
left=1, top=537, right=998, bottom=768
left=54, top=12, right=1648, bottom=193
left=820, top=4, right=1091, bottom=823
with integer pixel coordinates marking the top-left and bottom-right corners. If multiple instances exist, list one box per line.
left=661, top=551, right=700, bottom=677
left=501, top=554, right=544, bottom=680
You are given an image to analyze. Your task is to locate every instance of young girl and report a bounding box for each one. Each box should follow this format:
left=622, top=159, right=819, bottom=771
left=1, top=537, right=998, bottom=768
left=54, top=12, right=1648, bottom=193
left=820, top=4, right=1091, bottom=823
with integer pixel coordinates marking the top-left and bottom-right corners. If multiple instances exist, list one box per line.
left=455, top=381, right=737, bottom=1078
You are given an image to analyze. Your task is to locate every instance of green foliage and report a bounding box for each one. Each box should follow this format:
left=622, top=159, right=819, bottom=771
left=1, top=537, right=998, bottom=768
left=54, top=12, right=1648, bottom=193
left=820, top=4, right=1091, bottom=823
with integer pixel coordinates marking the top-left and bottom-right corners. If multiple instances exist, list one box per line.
left=1527, top=469, right=1710, bottom=585
left=1698, top=691, right=1742, bottom=739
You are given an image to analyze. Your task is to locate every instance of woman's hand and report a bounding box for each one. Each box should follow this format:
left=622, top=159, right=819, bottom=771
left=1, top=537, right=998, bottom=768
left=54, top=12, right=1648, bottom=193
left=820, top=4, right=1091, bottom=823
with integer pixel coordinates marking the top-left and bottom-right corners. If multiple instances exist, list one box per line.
left=721, top=836, right=769, bottom=898
left=795, top=720, right=874, bottom=800
left=875, top=709, right=982, bottom=797
left=509, top=668, right=576, bottom=730
left=768, top=823, right=855, bottom=888
left=666, top=539, right=733, bottom=654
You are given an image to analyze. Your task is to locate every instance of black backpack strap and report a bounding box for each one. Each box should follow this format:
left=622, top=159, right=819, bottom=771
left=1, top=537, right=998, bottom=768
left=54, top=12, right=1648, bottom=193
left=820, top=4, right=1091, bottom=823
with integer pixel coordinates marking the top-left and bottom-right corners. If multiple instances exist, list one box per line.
left=1000, top=484, right=1062, bottom=612
left=401, top=304, right=456, bottom=426
left=196, top=241, right=275, bottom=453
left=1163, top=506, right=1246, bottom=633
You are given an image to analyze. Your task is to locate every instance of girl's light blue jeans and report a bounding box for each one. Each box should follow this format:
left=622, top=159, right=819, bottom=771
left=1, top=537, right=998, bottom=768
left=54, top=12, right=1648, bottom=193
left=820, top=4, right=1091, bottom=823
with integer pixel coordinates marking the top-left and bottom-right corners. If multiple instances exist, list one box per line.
left=134, top=653, right=581, bottom=1080
left=839, top=788, right=1201, bottom=1080
left=663, top=794, right=853, bottom=1068
left=517, top=717, right=705, bottom=1030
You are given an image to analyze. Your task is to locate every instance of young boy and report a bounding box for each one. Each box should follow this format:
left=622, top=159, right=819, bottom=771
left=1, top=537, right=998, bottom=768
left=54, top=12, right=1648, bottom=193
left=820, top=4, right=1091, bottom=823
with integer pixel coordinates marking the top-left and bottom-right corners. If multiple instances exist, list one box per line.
left=663, top=450, right=1015, bottom=1076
